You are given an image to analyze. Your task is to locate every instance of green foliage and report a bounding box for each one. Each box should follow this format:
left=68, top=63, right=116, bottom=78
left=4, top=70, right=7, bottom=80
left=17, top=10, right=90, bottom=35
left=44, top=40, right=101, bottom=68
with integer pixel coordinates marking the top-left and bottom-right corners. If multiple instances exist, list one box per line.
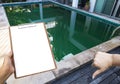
left=1, top=0, right=26, bottom=3
left=5, top=6, right=39, bottom=25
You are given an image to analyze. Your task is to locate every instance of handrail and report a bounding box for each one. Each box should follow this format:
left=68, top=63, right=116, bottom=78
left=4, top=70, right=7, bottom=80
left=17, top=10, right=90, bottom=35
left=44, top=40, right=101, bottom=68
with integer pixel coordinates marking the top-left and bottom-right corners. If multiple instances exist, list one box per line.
left=49, top=0, right=120, bottom=27
left=110, top=26, right=120, bottom=38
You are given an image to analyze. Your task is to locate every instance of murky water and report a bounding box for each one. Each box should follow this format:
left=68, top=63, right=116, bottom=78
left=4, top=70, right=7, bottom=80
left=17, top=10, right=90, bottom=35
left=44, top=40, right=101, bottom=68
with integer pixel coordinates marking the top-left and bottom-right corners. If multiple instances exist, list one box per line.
left=5, top=3, right=117, bottom=61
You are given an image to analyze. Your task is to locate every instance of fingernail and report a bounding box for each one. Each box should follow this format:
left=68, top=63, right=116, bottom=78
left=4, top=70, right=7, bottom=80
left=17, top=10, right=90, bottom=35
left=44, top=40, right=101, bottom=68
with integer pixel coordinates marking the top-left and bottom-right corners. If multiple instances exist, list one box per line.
left=92, top=75, right=95, bottom=79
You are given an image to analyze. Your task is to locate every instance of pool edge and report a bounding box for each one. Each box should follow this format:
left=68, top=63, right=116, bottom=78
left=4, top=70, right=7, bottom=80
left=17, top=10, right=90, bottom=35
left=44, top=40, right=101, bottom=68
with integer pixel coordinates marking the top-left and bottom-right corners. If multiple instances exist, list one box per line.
left=6, top=36, right=120, bottom=83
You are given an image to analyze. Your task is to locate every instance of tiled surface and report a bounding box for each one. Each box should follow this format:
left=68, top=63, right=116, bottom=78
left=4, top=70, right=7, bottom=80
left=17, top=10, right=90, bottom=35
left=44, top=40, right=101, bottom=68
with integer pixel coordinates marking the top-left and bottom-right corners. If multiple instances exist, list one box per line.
left=6, top=36, right=120, bottom=84
left=47, top=46, right=120, bottom=84
left=52, top=36, right=120, bottom=79
left=7, top=71, right=55, bottom=84
left=0, top=6, right=11, bottom=67
left=53, top=59, right=80, bottom=77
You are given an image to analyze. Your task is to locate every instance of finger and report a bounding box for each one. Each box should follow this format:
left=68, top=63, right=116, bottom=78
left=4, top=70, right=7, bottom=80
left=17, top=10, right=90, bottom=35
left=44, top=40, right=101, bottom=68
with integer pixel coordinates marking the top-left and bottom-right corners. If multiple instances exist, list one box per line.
left=3, top=56, right=10, bottom=67
left=7, top=51, right=13, bottom=58
left=92, top=60, right=101, bottom=69
left=3, top=56, right=14, bottom=73
left=0, top=57, right=4, bottom=68
left=92, top=69, right=103, bottom=79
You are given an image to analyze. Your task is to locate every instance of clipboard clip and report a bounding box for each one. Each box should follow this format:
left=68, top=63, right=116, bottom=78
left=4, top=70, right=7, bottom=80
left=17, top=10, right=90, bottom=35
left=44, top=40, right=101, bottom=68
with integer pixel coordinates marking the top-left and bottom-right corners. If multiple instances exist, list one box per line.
left=18, top=24, right=36, bottom=29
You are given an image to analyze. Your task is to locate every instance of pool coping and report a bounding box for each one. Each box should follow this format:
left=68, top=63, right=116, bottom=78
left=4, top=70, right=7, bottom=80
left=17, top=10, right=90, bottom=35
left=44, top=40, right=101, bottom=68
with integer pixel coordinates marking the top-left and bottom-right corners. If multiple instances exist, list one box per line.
left=51, top=36, right=120, bottom=77
left=7, top=36, right=120, bottom=84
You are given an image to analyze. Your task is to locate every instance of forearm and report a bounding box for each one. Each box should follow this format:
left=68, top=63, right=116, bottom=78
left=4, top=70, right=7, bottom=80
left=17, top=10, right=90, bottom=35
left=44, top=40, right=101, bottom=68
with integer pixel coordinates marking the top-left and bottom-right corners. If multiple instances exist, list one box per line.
left=0, top=55, right=14, bottom=84
left=0, top=70, right=6, bottom=84
left=112, top=54, right=120, bottom=66
left=0, top=67, right=12, bottom=84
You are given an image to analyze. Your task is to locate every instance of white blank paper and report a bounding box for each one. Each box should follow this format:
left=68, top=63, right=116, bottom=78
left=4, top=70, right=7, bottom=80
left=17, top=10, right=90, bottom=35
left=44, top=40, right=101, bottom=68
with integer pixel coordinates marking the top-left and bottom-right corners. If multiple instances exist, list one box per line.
left=10, top=23, right=56, bottom=78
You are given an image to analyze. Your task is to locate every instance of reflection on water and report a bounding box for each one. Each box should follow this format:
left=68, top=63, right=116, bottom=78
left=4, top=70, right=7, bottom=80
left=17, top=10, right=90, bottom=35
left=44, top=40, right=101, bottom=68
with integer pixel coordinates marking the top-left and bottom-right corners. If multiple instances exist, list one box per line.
left=5, top=3, right=117, bottom=61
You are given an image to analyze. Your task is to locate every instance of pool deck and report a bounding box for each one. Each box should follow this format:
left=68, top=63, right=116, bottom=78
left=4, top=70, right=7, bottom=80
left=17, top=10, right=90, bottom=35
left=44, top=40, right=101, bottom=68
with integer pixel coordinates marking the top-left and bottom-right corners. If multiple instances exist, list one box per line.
left=48, top=46, right=120, bottom=84
left=6, top=36, right=120, bottom=84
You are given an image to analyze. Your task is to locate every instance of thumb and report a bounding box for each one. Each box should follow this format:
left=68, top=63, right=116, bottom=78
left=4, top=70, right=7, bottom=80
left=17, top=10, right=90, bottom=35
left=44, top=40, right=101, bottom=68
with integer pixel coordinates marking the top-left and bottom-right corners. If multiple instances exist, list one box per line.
left=92, top=69, right=103, bottom=79
left=0, top=57, right=4, bottom=68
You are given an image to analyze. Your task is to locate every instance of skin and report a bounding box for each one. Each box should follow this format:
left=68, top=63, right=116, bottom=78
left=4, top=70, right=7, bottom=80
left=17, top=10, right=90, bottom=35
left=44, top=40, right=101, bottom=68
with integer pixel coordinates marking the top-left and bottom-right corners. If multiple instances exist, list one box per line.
left=92, top=52, right=120, bottom=79
left=0, top=52, right=14, bottom=84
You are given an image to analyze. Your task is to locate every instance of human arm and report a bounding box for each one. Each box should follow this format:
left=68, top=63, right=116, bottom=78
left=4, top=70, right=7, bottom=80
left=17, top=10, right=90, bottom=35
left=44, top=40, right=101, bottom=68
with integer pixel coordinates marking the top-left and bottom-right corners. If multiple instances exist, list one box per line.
left=92, top=52, right=120, bottom=79
left=0, top=52, right=14, bottom=84
left=112, top=54, right=120, bottom=66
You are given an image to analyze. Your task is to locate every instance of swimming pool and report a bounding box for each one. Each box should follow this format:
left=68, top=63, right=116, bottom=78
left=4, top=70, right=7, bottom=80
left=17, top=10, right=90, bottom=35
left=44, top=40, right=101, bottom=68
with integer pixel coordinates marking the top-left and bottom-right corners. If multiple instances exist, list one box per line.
left=2, top=1, right=120, bottom=61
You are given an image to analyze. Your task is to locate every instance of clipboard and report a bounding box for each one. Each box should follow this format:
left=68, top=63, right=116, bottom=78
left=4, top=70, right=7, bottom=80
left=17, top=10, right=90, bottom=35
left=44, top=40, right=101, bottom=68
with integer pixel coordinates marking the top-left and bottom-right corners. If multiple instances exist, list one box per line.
left=9, top=23, right=56, bottom=78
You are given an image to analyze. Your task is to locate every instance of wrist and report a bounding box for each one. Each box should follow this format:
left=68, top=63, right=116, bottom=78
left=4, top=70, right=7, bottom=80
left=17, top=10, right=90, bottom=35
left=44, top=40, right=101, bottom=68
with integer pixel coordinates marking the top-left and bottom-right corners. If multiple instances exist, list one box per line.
left=111, top=54, right=114, bottom=66
left=108, top=53, right=113, bottom=68
left=112, top=54, right=120, bottom=66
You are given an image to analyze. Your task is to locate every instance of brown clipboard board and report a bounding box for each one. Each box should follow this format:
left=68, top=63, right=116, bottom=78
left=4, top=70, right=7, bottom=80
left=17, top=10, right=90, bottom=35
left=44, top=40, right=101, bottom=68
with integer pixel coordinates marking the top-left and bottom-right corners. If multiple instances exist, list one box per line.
left=9, top=23, right=56, bottom=78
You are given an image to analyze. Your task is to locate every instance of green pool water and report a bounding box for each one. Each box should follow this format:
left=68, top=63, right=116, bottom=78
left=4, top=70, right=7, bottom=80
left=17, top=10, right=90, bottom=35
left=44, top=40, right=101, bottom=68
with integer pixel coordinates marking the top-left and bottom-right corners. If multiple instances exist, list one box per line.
left=5, top=3, right=117, bottom=61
